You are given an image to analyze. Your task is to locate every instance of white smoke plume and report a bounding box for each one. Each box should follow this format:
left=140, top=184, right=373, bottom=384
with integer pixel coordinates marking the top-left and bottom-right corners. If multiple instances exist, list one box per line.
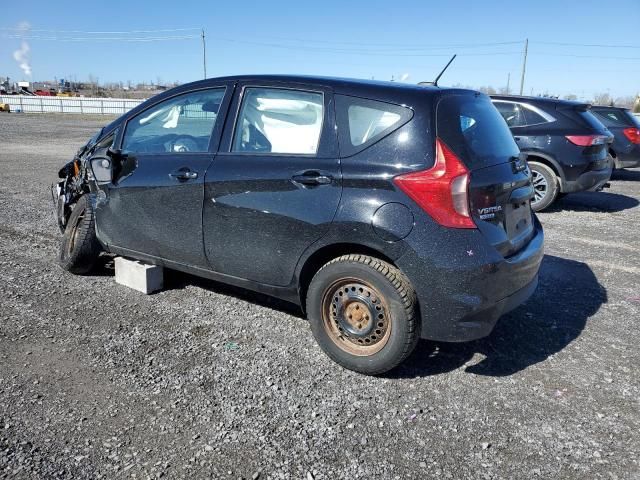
left=13, top=21, right=32, bottom=78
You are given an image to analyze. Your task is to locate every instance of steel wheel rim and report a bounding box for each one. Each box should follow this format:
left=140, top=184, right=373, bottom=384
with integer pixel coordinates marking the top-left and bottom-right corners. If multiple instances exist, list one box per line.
left=321, top=278, right=391, bottom=356
left=531, top=170, right=548, bottom=205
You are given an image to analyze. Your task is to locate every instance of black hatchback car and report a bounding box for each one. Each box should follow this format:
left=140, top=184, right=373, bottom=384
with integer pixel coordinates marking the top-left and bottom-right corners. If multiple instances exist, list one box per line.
left=491, top=95, right=613, bottom=211
left=591, top=105, right=640, bottom=170
left=54, top=76, right=544, bottom=375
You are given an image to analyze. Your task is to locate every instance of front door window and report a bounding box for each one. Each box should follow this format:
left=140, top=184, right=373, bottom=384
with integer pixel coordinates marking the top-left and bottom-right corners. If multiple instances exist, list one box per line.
left=122, top=88, right=225, bottom=154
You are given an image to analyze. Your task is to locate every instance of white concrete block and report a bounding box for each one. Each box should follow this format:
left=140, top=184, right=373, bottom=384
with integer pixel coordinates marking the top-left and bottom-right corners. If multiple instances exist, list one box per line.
left=114, top=257, right=163, bottom=294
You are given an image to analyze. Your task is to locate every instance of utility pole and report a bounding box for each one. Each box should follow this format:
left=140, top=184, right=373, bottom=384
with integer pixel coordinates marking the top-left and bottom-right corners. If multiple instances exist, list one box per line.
left=506, top=72, right=511, bottom=94
left=519, top=38, right=528, bottom=95
left=201, top=29, right=207, bottom=79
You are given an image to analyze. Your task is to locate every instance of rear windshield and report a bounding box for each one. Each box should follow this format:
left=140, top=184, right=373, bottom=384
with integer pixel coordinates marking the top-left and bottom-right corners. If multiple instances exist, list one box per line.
left=623, top=110, right=640, bottom=128
left=593, top=108, right=630, bottom=126
left=436, top=93, right=519, bottom=169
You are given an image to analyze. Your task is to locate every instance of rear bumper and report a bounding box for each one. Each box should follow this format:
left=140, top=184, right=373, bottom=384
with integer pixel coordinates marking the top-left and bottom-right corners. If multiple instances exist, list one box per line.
left=397, top=219, right=544, bottom=342
left=612, top=143, right=640, bottom=169
left=561, top=166, right=612, bottom=193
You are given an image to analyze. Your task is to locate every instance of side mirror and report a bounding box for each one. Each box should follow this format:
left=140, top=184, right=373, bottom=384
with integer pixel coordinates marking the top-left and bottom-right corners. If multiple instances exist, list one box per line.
left=90, top=157, right=112, bottom=183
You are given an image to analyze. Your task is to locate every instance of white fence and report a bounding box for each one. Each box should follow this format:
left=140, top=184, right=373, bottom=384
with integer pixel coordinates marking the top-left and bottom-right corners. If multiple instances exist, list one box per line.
left=0, top=95, right=144, bottom=115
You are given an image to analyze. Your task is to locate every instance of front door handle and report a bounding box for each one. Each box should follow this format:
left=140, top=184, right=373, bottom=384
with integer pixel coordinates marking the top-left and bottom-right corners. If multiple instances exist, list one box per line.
left=291, top=172, right=332, bottom=186
left=169, top=168, right=198, bottom=181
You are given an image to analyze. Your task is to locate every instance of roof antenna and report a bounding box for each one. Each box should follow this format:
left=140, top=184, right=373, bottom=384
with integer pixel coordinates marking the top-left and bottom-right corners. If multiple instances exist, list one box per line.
left=418, top=54, right=457, bottom=87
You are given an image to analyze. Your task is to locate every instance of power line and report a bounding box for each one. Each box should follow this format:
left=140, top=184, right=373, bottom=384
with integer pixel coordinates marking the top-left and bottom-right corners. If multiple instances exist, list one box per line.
left=1, top=34, right=199, bottom=42
left=531, top=52, right=640, bottom=60
left=0, top=27, right=200, bottom=34
left=206, top=36, right=523, bottom=56
left=230, top=35, right=525, bottom=50
left=535, top=40, right=640, bottom=49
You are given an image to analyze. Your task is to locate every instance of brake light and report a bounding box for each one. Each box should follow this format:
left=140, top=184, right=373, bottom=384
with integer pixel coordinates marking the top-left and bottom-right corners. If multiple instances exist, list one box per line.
left=623, top=127, right=640, bottom=144
left=565, top=135, right=609, bottom=146
left=393, top=138, right=476, bottom=229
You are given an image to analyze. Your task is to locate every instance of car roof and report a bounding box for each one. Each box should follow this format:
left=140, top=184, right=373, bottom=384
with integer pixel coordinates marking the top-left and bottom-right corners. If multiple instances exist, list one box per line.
left=98, top=75, right=485, bottom=138
left=178, top=74, right=483, bottom=97
left=490, top=94, right=590, bottom=110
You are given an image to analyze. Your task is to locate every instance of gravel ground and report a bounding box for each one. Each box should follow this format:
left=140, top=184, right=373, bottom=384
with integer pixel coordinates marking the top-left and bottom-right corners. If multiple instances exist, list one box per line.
left=1, top=113, right=639, bottom=479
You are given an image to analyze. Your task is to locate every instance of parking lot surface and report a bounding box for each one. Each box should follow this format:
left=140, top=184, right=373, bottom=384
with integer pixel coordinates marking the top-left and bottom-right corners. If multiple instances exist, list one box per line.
left=1, top=114, right=639, bottom=479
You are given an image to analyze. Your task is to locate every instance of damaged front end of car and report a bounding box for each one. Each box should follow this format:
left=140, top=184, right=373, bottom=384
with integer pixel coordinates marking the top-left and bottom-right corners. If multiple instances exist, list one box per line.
left=51, top=131, right=101, bottom=233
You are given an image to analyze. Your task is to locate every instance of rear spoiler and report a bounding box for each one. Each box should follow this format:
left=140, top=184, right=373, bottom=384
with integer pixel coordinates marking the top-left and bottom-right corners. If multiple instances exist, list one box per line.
left=556, top=102, right=591, bottom=112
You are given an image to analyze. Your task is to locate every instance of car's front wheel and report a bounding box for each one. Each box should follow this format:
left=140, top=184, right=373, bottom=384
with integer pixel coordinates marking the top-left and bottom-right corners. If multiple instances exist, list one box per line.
left=306, top=254, right=420, bottom=375
left=529, top=161, right=559, bottom=212
left=59, top=194, right=102, bottom=274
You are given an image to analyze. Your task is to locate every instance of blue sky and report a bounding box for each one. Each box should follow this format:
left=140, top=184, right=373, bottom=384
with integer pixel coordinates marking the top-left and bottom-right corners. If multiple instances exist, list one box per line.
left=1, top=0, right=639, bottom=100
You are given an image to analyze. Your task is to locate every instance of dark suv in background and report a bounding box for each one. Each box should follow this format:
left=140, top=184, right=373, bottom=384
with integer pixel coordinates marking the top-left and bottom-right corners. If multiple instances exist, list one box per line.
left=54, top=76, right=543, bottom=375
left=591, top=105, right=640, bottom=170
left=491, top=95, right=613, bottom=211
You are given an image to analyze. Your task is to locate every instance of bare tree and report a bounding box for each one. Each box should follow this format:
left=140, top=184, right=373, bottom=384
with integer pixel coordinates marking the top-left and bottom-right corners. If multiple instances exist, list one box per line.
left=592, top=92, right=612, bottom=106
left=478, top=86, right=497, bottom=95
left=634, top=95, right=640, bottom=113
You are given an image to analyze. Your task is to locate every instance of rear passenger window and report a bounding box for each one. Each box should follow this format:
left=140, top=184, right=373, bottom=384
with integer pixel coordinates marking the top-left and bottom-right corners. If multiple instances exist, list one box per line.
left=335, top=95, right=413, bottom=157
left=521, top=107, right=547, bottom=125
left=232, top=88, right=324, bottom=155
left=494, top=101, right=527, bottom=127
left=493, top=101, right=551, bottom=127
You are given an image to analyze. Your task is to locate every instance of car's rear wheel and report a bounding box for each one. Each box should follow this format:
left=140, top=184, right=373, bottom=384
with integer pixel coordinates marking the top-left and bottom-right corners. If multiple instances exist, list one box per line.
left=306, top=254, right=419, bottom=375
left=59, top=194, right=102, bottom=274
left=529, top=162, right=559, bottom=212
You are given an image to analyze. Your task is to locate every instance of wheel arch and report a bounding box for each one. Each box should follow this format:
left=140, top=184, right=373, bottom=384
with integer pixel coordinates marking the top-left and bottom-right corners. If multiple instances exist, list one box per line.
left=296, top=242, right=398, bottom=313
left=525, top=152, right=564, bottom=180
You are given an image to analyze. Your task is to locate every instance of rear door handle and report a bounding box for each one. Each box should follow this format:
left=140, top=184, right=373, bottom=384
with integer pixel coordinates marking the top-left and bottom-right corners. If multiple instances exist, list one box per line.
left=169, top=169, right=198, bottom=180
left=291, top=172, right=332, bottom=186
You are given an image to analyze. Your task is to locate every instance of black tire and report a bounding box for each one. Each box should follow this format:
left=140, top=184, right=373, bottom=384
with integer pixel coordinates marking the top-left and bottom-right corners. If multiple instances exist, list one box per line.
left=59, top=194, right=102, bottom=274
left=306, top=254, right=420, bottom=375
left=529, top=161, right=559, bottom=212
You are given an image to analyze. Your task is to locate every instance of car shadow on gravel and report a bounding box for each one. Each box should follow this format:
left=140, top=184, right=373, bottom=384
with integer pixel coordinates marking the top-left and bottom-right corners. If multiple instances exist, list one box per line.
left=162, top=269, right=305, bottom=317
left=388, top=254, right=607, bottom=378
left=89, top=255, right=116, bottom=276
left=549, top=191, right=639, bottom=213
left=611, top=168, right=640, bottom=181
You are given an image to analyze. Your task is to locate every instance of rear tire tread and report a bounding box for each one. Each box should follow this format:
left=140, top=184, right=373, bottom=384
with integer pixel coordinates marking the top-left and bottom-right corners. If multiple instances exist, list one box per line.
left=310, top=254, right=419, bottom=374
left=529, top=161, right=559, bottom=212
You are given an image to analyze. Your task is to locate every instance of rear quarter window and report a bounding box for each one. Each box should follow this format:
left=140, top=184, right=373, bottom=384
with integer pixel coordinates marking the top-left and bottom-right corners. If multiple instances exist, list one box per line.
left=335, top=95, right=413, bottom=157
left=437, top=93, right=519, bottom=169
left=578, top=110, right=609, bottom=131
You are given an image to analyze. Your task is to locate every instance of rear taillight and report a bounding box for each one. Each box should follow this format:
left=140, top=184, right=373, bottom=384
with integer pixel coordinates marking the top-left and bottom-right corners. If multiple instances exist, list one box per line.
left=393, top=138, right=476, bottom=229
left=565, top=135, right=609, bottom=146
left=623, top=127, right=640, bottom=144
